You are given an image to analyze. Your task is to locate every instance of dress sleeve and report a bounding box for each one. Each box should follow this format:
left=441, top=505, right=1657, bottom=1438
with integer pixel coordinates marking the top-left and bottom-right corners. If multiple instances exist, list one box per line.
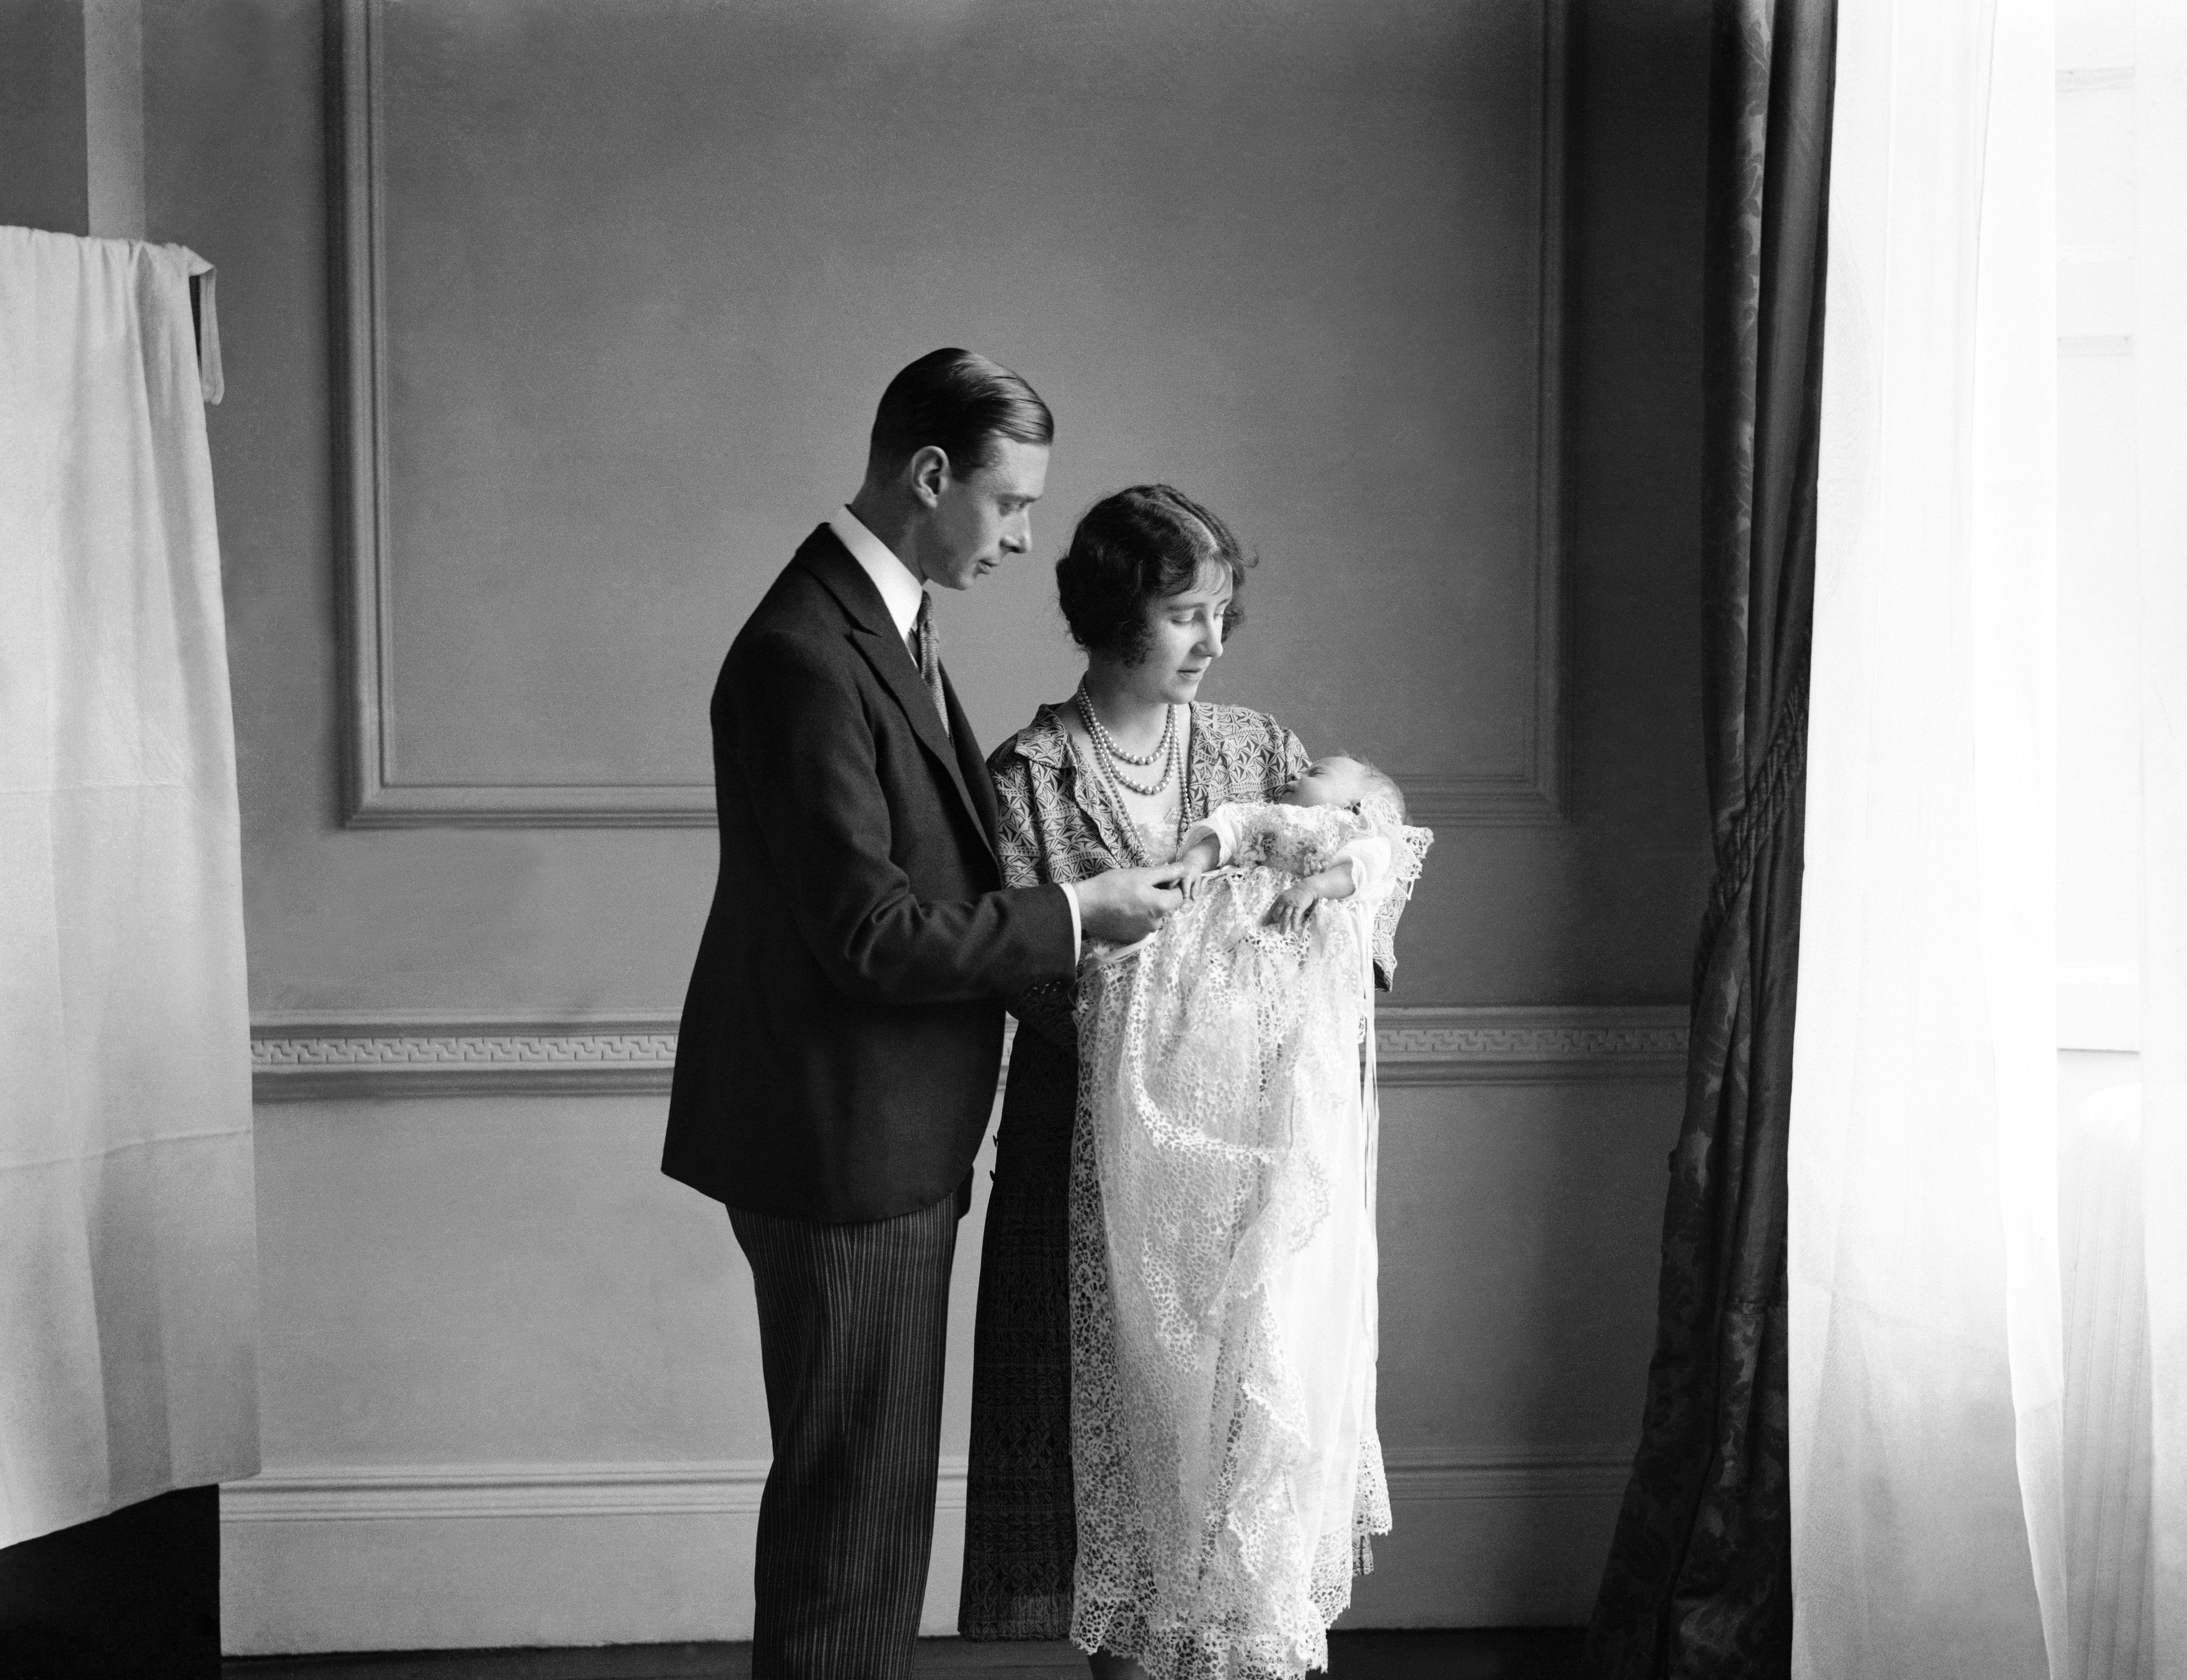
left=1180, top=802, right=1249, bottom=865
left=1331, top=835, right=1394, bottom=903
left=986, top=741, right=1048, bottom=891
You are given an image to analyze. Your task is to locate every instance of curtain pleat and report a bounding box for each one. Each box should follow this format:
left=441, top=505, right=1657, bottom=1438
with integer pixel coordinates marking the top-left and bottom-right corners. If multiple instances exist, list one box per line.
left=1586, top=4, right=1834, bottom=1675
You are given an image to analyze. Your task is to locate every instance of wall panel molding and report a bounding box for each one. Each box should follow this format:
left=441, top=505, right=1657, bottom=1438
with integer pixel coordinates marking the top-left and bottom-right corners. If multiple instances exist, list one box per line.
left=331, top=0, right=717, bottom=828
left=249, top=1002, right=1687, bottom=1101
left=329, top=0, right=1572, bottom=830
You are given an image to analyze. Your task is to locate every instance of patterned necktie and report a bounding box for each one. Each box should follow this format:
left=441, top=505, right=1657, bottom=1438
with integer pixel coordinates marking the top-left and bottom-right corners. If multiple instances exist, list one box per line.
left=911, top=592, right=950, bottom=731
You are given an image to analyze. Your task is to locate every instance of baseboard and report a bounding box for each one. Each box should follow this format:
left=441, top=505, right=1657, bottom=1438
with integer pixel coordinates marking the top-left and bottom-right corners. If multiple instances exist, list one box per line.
left=219, top=1446, right=1633, bottom=1653
left=220, top=1446, right=1632, bottom=1524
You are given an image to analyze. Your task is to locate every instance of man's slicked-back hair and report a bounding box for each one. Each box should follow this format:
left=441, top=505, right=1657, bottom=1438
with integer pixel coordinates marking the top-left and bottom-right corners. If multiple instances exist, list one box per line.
left=868, top=348, right=1054, bottom=477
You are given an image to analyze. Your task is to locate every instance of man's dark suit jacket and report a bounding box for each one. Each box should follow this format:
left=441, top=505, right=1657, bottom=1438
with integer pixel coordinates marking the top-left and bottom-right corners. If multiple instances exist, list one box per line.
left=663, top=526, right=1076, bottom=1222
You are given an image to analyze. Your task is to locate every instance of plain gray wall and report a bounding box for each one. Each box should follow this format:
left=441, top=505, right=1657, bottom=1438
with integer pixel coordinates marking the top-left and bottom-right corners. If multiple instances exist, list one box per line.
left=0, top=0, right=93, bottom=234
left=377, top=0, right=1544, bottom=790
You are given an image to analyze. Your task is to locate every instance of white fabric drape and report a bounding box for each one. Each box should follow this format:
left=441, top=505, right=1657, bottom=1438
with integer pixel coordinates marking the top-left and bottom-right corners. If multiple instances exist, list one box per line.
left=2135, top=3, right=2187, bottom=1664
left=0, top=226, right=259, bottom=1547
left=2060, top=1082, right=2155, bottom=1675
left=1791, top=3, right=2065, bottom=1676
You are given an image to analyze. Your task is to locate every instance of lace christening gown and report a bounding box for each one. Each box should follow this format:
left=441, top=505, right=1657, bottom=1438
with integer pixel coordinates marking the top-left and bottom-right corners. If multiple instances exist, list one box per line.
left=1068, top=801, right=1431, bottom=1680
left=962, top=704, right=1307, bottom=1642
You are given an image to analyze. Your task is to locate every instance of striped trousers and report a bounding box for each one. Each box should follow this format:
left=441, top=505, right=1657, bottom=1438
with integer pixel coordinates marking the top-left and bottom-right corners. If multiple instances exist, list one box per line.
left=729, top=1189, right=962, bottom=1680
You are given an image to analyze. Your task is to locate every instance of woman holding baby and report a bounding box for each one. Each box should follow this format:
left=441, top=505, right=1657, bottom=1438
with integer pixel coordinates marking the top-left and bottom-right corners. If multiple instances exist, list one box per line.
left=959, top=486, right=1429, bottom=1680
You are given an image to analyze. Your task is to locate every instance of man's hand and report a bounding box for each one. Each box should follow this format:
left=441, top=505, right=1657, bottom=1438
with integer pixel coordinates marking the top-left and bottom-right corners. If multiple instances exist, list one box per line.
left=1075, top=864, right=1186, bottom=944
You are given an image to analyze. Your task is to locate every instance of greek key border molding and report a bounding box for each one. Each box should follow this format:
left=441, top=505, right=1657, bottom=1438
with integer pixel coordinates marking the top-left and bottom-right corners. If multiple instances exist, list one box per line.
left=250, top=1005, right=1688, bottom=1101
left=1373, top=1006, right=1688, bottom=1086
left=331, top=0, right=1571, bottom=829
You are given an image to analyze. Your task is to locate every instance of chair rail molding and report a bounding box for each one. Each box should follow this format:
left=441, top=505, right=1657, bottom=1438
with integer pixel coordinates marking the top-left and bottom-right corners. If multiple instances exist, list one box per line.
left=328, top=0, right=1572, bottom=830
left=249, top=1002, right=1687, bottom=1101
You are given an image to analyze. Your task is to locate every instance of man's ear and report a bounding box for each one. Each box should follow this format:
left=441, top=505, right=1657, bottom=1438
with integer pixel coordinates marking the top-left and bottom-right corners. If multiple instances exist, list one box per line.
left=908, top=445, right=951, bottom=509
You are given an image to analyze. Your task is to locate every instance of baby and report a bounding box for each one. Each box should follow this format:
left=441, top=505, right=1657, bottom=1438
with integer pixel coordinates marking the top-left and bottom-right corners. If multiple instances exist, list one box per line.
left=1176, top=755, right=1418, bottom=936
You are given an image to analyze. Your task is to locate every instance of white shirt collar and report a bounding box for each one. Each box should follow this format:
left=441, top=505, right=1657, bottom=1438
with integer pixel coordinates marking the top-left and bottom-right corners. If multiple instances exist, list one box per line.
left=828, top=506, right=926, bottom=643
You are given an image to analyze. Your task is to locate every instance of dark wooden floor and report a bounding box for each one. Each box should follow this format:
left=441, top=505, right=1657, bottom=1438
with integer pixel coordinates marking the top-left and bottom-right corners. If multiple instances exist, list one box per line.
left=226, top=1630, right=1585, bottom=1680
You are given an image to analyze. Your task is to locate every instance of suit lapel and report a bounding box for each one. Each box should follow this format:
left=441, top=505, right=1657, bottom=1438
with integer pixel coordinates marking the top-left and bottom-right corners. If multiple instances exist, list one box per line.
left=796, top=528, right=997, bottom=867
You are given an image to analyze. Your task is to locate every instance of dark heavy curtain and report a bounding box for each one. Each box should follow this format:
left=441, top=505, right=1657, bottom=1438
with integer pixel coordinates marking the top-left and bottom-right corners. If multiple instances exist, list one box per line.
left=1586, top=3, right=1834, bottom=1676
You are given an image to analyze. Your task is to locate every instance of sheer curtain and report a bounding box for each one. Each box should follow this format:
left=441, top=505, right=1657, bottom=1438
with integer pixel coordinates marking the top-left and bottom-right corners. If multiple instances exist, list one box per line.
left=2136, top=4, right=2187, bottom=1666
left=0, top=227, right=259, bottom=1545
left=1789, top=3, right=2065, bottom=1677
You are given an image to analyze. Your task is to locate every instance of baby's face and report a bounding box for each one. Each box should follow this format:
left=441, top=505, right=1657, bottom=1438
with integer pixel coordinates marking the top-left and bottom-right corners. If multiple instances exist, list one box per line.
left=1283, top=756, right=1372, bottom=809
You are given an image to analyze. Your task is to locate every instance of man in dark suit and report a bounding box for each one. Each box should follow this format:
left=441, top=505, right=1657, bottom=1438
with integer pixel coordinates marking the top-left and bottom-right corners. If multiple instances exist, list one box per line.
left=665, top=349, right=1179, bottom=1679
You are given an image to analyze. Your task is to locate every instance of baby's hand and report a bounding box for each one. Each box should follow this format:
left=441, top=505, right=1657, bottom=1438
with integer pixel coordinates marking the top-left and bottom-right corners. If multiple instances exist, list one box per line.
left=1176, top=835, right=1222, bottom=898
left=1265, top=882, right=1319, bottom=935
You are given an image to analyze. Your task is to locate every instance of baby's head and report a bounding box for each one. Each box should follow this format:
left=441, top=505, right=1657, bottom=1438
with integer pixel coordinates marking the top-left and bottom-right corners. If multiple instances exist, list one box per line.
left=1283, top=755, right=1406, bottom=824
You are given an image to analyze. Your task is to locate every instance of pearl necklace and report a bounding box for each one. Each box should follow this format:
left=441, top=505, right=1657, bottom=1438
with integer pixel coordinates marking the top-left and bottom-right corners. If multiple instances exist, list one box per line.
left=1077, top=681, right=1173, bottom=766
left=1075, top=685, right=1178, bottom=799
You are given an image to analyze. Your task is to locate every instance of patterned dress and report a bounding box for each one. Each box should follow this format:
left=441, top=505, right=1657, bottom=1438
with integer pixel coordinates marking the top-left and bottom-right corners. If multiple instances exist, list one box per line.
left=958, top=701, right=1308, bottom=1639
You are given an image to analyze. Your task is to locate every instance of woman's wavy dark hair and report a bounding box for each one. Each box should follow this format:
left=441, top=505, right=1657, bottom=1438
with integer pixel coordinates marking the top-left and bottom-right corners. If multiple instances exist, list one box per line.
left=1055, top=485, right=1252, bottom=664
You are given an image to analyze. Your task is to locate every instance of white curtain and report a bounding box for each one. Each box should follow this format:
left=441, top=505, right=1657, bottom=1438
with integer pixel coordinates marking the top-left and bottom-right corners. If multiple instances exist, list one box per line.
left=2136, top=2, right=2187, bottom=1666
left=0, top=226, right=259, bottom=1547
left=2059, top=1082, right=2154, bottom=1674
left=1790, top=3, right=2065, bottom=1677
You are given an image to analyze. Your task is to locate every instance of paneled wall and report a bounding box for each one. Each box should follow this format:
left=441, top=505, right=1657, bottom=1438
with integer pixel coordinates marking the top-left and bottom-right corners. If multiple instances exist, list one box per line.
left=142, top=0, right=1714, bottom=1652
left=343, top=0, right=1562, bottom=835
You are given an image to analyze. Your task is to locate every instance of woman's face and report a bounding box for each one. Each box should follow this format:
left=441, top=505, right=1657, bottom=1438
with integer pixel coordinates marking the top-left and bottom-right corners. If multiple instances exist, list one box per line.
left=1100, top=559, right=1232, bottom=706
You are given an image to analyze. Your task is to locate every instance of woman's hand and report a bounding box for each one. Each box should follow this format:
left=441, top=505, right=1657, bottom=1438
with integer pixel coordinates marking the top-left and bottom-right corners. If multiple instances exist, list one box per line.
left=1264, top=882, right=1320, bottom=935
